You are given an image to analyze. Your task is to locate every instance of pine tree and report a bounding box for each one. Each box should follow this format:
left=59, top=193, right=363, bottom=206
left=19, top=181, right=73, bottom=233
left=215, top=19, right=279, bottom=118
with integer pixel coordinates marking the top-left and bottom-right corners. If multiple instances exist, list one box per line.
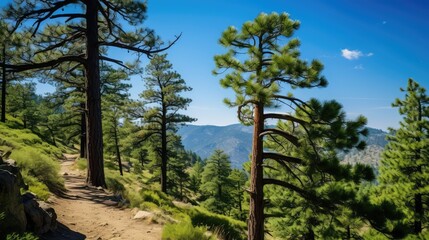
left=7, top=82, right=40, bottom=129
left=139, top=54, right=195, bottom=193
left=200, top=149, right=233, bottom=214
left=214, top=12, right=327, bottom=239
left=228, top=169, right=248, bottom=220
left=102, top=65, right=132, bottom=176
left=4, top=0, right=179, bottom=187
left=378, top=78, right=429, bottom=235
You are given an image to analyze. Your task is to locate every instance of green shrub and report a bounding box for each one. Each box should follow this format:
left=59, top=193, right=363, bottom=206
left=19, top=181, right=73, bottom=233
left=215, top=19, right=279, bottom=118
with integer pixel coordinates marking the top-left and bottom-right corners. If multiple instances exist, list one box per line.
left=140, top=189, right=174, bottom=207
left=20, top=172, right=50, bottom=201
left=162, top=221, right=214, bottom=240
left=76, top=158, right=87, bottom=170
left=6, top=232, right=39, bottom=240
left=139, top=202, right=158, bottom=211
left=106, top=177, right=125, bottom=195
left=11, top=148, right=63, bottom=194
left=188, top=207, right=247, bottom=240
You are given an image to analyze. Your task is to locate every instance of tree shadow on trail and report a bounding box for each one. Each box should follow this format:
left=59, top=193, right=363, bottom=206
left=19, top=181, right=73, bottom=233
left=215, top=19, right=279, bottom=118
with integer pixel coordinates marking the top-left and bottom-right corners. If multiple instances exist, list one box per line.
left=41, top=222, right=86, bottom=240
left=57, top=174, right=122, bottom=207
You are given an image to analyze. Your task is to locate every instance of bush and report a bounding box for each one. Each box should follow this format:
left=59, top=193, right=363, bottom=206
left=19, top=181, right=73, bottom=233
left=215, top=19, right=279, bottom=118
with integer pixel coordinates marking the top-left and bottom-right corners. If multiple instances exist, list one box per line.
left=140, top=189, right=174, bottom=208
left=6, top=233, right=39, bottom=240
left=20, top=173, right=50, bottom=201
left=106, top=177, right=125, bottom=195
left=76, top=158, right=87, bottom=170
left=188, top=207, right=247, bottom=240
left=162, top=221, right=214, bottom=240
left=11, top=148, right=63, bottom=194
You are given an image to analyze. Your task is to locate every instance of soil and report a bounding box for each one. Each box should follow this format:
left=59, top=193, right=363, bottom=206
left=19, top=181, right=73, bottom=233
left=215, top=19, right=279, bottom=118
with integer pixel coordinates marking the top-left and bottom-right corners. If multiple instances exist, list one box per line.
left=41, top=154, right=162, bottom=240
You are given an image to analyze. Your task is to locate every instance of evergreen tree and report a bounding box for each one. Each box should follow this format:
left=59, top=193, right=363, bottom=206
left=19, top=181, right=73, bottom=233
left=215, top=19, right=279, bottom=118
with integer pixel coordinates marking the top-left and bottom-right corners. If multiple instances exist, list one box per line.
left=4, top=0, right=178, bottom=187
left=214, top=12, right=327, bottom=239
left=200, top=149, right=232, bottom=214
left=7, top=82, right=39, bottom=129
left=139, top=53, right=195, bottom=193
left=102, top=65, right=132, bottom=176
left=378, top=78, right=429, bottom=235
left=228, top=169, right=248, bottom=220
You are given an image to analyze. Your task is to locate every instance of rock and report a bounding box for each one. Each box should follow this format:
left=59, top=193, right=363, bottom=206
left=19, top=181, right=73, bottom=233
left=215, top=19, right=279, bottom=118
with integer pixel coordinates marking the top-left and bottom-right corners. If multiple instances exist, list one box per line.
left=0, top=166, right=27, bottom=238
left=23, top=197, right=58, bottom=234
left=133, top=210, right=154, bottom=220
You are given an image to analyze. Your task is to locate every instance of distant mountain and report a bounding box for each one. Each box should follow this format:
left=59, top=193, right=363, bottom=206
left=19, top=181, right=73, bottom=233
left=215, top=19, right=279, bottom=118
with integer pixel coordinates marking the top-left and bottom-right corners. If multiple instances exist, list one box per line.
left=178, top=124, right=253, bottom=168
left=178, top=124, right=389, bottom=170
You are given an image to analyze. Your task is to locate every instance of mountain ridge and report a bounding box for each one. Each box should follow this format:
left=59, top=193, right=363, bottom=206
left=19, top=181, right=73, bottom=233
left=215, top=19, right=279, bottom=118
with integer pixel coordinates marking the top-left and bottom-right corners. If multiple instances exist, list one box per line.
left=178, top=124, right=388, bottom=169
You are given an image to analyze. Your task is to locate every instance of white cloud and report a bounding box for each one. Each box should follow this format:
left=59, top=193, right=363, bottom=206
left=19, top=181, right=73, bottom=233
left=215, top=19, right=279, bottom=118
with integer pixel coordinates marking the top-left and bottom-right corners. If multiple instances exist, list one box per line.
left=341, top=49, right=374, bottom=60
left=341, top=49, right=363, bottom=60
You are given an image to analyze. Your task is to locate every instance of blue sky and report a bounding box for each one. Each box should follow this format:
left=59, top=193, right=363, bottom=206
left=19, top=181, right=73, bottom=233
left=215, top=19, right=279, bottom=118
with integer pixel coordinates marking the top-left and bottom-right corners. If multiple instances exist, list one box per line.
left=3, top=0, right=429, bottom=130
left=140, top=0, right=429, bottom=130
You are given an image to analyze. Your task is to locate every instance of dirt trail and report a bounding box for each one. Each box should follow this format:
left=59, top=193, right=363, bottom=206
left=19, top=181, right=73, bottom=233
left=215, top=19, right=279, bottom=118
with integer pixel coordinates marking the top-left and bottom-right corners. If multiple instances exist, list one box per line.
left=41, top=154, right=162, bottom=240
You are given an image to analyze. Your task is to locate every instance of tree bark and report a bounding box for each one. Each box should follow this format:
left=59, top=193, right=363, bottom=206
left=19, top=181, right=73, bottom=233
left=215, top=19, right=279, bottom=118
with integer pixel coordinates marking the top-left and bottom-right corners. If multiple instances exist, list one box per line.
left=80, top=102, right=86, bottom=158
left=161, top=103, right=167, bottom=193
left=85, top=0, right=106, bottom=187
left=113, top=119, right=123, bottom=176
left=1, top=47, right=6, bottom=123
left=415, top=193, right=422, bottom=233
left=248, top=102, right=264, bottom=240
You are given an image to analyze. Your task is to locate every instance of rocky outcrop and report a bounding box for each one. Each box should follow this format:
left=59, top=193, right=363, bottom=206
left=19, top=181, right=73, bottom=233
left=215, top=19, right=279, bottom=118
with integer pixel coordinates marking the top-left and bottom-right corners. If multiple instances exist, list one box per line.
left=0, top=152, right=57, bottom=237
left=0, top=157, right=27, bottom=238
left=23, top=193, right=58, bottom=234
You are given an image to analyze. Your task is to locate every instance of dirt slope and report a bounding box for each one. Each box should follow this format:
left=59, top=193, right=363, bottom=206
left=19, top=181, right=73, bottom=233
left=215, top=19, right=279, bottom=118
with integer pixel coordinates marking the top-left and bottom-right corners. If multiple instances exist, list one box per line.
left=41, top=154, right=162, bottom=240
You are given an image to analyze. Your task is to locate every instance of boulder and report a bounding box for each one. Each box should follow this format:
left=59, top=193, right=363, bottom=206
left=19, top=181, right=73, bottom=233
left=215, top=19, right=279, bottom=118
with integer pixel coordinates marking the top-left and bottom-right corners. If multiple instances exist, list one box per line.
left=133, top=210, right=154, bottom=220
left=23, top=192, right=57, bottom=234
left=0, top=167, right=27, bottom=238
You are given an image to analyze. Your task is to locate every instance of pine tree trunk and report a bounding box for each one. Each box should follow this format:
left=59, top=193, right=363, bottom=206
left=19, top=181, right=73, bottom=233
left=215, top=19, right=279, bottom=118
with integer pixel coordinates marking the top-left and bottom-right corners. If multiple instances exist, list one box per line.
left=248, top=102, right=264, bottom=240
left=85, top=0, right=106, bottom=187
left=1, top=47, right=6, bottom=123
left=113, top=120, right=123, bottom=176
left=80, top=102, right=86, bottom=158
left=161, top=103, right=167, bottom=193
left=238, top=181, right=242, bottom=212
left=306, top=226, right=315, bottom=240
left=415, top=193, right=422, bottom=233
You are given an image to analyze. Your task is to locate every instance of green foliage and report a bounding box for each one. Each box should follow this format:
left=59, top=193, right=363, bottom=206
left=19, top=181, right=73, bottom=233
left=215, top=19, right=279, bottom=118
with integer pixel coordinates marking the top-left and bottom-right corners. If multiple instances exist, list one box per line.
left=136, top=53, right=196, bottom=193
left=6, top=233, right=39, bottom=240
left=76, top=158, right=87, bottom=170
left=162, top=221, right=214, bottom=240
left=214, top=12, right=327, bottom=124
left=378, top=78, right=429, bottom=236
left=140, top=189, right=174, bottom=208
left=0, top=123, right=63, bottom=197
left=261, top=99, right=385, bottom=238
left=20, top=173, right=50, bottom=201
left=200, top=149, right=233, bottom=214
left=7, top=82, right=40, bottom=130
left=11, top=148, right=63, bottom=194
left=188, top=207, right=247, bottom=240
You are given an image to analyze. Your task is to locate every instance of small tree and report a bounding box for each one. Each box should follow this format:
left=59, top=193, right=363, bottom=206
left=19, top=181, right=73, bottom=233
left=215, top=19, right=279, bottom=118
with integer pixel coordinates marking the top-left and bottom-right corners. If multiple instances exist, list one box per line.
left=378, top=78, right=429, bottom=235
left=139, top=53, right=195, bottom=193
left=200, top=149, right=232, bottom=214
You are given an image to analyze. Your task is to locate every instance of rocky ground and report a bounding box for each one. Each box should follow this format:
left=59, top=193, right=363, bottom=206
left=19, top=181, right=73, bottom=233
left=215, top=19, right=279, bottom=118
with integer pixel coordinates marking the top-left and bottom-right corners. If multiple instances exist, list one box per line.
left=41, top=154, right=162, bottom=240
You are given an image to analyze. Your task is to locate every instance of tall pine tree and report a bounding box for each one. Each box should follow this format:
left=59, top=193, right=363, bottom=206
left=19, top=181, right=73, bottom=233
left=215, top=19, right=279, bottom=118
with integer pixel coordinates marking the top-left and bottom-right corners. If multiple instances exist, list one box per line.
left=4, top=0, right=178, bottom=187
left=139, top=54, right=195, bottom=193
left=214, top=12, right=327, bottom=239
left=378, top=78, right=429, bottom=235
